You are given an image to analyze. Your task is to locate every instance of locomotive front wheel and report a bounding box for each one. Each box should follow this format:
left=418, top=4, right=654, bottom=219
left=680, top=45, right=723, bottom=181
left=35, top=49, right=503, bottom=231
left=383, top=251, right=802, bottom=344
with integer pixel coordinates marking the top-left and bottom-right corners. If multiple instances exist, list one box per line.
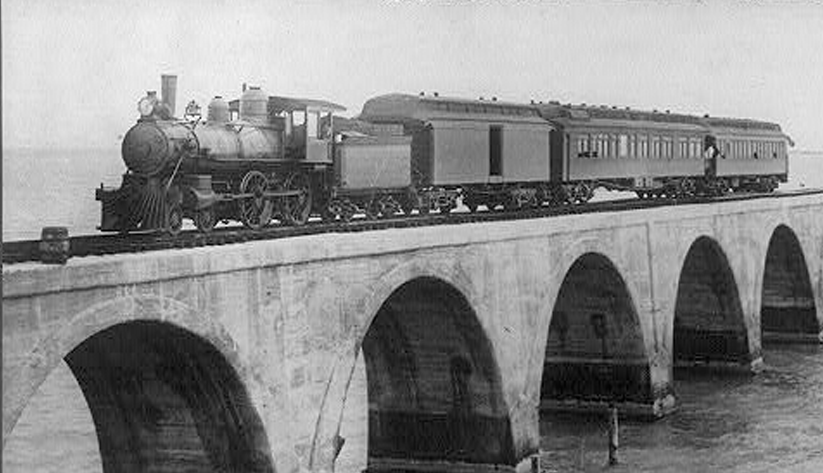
left=239, top=171, right=273, bottom=230
left=194, top=208, right=216, bottom=233
left=166, top=203, right=183, bottom=236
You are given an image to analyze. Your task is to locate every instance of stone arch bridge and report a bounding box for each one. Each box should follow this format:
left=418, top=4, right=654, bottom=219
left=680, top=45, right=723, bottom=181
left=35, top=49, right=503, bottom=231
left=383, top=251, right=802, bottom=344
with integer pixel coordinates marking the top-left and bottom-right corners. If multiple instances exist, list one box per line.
left=3, top=194, right=822, bottom=473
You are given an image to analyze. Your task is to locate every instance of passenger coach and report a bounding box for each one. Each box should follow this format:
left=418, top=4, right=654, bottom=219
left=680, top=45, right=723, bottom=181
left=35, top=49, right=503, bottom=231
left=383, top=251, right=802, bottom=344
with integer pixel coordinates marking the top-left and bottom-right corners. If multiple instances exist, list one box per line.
left=535, top=103, right=790, bottom=199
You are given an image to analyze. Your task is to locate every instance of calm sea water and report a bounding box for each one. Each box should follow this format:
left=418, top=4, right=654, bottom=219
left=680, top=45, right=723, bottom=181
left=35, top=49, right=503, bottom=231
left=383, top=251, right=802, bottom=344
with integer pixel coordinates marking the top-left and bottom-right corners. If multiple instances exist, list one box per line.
left=3, top=149, right=823, bottom=472
left=3, top=148, right=124, bottom=241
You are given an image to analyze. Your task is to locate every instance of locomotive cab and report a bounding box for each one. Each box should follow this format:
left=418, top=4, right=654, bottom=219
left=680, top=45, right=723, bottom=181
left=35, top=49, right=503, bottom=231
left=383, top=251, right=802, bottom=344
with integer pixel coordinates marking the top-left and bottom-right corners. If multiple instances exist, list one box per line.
left=266, top=96, right=345, bottom=163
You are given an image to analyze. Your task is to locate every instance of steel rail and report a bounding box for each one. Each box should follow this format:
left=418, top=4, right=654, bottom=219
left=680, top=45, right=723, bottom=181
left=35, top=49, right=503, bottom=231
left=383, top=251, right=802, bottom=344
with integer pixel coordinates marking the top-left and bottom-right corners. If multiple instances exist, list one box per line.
left=3, top=188, right=821, bottom=265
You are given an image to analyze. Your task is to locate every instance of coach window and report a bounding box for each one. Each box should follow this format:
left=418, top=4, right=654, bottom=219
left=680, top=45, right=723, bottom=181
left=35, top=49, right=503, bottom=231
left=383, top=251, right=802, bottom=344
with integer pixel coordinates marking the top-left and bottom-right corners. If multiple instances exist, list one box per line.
left=619, top=134, right=628, bottom=158
left=628, top=135, right=636, bottom=158
left=640, top=136, right=648, bottom=158
left=490, top=126, right=503, bottom=176
left=577, top=135, right=588, bottom=158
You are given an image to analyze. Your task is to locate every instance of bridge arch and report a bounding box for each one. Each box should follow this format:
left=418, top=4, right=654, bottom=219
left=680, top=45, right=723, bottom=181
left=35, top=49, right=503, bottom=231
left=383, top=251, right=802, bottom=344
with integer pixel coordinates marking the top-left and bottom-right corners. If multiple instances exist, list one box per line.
left=361, top=275, right=513, bottom=469
left=541, top=252, right=653, bottom=413
left=673, top=236, right=751, bottom=367
left=3, top=296, right=278, bottom=473
left=760, top=224, right=820, bottom=341
left=312, top=258, right=519, bottom=472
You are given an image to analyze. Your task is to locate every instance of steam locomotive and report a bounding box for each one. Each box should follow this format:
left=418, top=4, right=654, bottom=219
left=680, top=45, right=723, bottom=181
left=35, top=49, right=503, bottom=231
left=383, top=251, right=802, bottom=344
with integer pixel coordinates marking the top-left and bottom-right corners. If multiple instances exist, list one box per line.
left=96, top=75, right=791, bottom=234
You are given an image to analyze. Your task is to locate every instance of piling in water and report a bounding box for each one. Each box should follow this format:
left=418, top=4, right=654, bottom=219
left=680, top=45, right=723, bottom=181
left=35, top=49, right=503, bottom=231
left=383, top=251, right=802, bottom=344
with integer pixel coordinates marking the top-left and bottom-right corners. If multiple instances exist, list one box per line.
left=608, top=405, right=619, bottom=466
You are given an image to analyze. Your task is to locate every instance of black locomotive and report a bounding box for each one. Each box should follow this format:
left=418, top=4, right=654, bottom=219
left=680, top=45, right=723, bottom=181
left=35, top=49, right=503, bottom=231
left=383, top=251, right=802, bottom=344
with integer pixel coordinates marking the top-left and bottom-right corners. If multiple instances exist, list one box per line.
left=97, top=75, right=791, bottom=234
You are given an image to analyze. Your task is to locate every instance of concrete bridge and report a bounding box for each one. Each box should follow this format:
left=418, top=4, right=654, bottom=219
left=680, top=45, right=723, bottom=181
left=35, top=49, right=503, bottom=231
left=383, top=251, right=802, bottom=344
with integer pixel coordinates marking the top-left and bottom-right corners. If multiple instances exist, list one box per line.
left=3, top=194, right=822, bottom=473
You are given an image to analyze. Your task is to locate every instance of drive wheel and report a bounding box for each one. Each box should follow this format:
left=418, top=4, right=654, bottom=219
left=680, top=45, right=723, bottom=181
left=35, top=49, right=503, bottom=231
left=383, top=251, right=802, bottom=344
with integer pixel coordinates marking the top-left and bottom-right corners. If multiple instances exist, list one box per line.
left=194, top=207, right=216, bottom=233
left=283, top=172, right=312, bottom=225
left=239, top=170, right=272, bottom=230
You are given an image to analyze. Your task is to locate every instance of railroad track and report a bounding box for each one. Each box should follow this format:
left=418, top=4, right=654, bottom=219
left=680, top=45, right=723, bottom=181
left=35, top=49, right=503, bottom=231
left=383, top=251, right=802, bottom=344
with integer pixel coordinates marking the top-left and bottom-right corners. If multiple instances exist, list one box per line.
left=3, top=188, right=821, bottom=265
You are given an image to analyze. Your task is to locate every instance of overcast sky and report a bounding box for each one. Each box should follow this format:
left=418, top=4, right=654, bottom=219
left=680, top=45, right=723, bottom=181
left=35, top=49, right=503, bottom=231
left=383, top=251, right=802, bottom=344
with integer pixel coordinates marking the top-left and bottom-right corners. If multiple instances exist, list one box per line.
left=3, top=0, right=823, bottom=150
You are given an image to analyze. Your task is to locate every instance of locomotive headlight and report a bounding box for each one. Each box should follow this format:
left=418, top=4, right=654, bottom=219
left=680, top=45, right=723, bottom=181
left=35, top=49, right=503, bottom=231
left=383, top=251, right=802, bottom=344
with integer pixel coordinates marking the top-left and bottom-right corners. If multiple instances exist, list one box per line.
left=138, top=97, right=155, bottom=117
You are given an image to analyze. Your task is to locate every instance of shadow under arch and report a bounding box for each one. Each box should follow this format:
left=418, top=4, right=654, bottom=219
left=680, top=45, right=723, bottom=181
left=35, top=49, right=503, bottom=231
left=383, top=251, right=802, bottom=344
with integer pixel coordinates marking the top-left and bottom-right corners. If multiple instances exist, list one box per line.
left=541, top=252, right=653, bottom=414
left=674, top=236, right=750, bottom=367
left=761, top=224, right=820, bottom=341
left=61, top=320, right=275, bottom=473
left=361, top=276, right=514, bottom=469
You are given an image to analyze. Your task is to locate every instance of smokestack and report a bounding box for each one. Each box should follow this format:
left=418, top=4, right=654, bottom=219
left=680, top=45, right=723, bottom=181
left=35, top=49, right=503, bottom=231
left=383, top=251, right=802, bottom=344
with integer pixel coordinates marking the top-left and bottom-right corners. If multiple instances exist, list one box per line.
left=161, top=74, right=177, bottom=117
